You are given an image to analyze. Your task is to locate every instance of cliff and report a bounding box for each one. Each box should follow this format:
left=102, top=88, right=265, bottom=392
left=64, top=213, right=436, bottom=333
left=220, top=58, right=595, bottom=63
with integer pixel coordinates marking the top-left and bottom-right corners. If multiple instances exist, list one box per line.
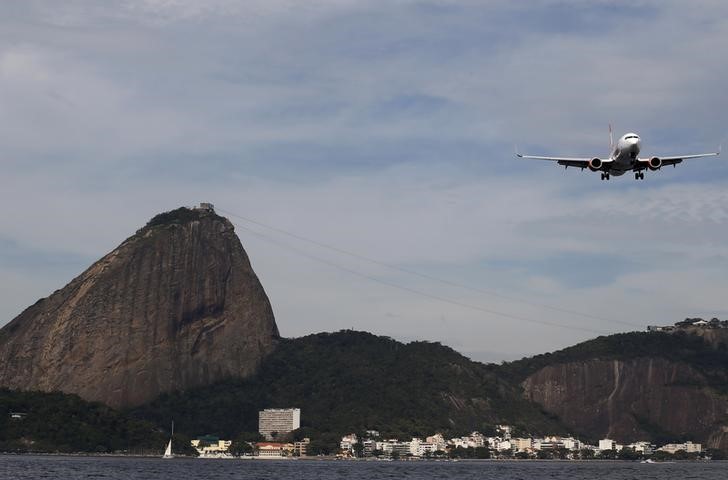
left=510, top=332, right=728, bottom=450
left=0, top=206, right=279, bottom=408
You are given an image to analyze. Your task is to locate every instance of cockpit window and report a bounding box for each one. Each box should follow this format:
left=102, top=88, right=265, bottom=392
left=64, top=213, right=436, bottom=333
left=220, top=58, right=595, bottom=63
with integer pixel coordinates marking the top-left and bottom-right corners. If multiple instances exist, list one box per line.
left=625, top=135, right=639, bottom=139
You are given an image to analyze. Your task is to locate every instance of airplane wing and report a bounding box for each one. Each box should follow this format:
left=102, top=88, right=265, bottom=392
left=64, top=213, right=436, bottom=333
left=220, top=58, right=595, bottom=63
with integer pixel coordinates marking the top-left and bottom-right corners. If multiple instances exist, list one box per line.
left=638, top=150, right=720, bottom=168
left=515, top=152, right=609, bottom=169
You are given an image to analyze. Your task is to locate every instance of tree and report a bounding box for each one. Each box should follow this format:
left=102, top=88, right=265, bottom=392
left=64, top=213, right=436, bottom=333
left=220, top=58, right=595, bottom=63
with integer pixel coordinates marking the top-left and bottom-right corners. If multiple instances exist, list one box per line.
left=536, top=449, right=553, bottom=460
left=651, top=450, right=673, bottom=461
left=618, top=447, right=640, bottom=461
left=559, top=447, right=572, bottom=459
left=228, top=441, right=254, bottom=457
left=672, top=449, right=699, bottom=461
left=474, top=446, right=490, bottom=459
left=353, top=441, right=364, bottom=458
left=579, top=448, right=594, bottom=460
left=599, top=449, right=618, bottom=460
left=499, top=448, right=513, bottom=459
left=172, top=433, right=199, bottom=457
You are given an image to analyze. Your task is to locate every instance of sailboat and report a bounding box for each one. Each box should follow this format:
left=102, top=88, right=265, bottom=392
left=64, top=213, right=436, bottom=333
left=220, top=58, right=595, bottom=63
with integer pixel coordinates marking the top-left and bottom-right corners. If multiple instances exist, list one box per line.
left=163, top=421, right=174, bottom=459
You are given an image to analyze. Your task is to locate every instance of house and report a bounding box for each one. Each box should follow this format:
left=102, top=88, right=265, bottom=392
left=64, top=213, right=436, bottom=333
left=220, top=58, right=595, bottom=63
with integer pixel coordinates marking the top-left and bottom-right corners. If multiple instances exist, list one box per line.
left=255, top=442, right=295, bottom=458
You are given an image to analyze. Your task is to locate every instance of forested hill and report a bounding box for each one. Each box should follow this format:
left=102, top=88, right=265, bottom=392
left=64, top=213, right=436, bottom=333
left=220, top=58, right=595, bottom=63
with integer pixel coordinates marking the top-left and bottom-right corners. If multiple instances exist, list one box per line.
left=130, top=330, right=567, bottom=453
left=507, top=330, right=728, bottom=450
left=0, top=389, right=196, bottom=454
left=502, top=330, right=728, bottom=386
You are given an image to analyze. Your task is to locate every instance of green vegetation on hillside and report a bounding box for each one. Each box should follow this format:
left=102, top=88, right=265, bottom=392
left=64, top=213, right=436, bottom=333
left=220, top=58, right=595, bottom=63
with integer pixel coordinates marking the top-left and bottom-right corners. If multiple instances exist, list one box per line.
left=0, top=389, right=194, bottom=454
left=130, top=330, right=566, bottom=454
left=145, top=207, right=209, bottom=227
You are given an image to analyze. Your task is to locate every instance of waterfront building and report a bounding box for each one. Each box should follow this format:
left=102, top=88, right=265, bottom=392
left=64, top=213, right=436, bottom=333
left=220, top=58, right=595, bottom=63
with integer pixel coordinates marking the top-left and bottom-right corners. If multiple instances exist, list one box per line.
left=256, top=442, right=295, bottom=458
left=258, top=408, right=301, bottom=441
left=628, top=441, right=654, bottom=454
left=659, top=441, right=702, bottom=454
left=496, top=440, right=513, bottom=451
left=598, top=439, right=617, bottom=452
left=561, top=437, right=581, bottom=451
left=340, top=434, right=358, bottom=455
left=191, top=436, right=232, bottom=457
left=510, top=438, right=532, bottom=452
left=425, top=433, right=446, bottom=451
left=293, top=438, right=310, bottom=456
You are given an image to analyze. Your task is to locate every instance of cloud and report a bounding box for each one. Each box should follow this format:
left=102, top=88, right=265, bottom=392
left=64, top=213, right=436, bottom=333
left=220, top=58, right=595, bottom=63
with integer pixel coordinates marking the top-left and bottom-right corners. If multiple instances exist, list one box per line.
left=1, top=1, right=728, bottom=361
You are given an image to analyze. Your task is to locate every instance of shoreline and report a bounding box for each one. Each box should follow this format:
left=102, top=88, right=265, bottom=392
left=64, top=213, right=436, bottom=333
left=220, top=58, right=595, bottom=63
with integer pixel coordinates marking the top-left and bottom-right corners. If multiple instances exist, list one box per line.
left=0, top=452, right=721, bottom=463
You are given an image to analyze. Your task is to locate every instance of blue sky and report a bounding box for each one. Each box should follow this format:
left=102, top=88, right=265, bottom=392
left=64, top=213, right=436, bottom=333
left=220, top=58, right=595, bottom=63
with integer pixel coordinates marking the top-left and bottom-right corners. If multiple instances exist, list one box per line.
left=2, top=0, right=728, bottom=361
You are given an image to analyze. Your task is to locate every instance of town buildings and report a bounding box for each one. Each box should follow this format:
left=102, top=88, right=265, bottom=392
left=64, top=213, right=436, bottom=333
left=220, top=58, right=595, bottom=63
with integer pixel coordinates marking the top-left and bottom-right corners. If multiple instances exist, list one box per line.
left=339, top=429, right=703, bottom=459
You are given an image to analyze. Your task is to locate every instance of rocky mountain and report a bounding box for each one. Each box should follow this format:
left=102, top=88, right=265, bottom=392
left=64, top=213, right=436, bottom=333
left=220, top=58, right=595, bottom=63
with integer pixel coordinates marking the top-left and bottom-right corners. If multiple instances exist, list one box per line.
left=0, top=206, right=279, bottom=408
left=507, top=331, right=728, bottom=450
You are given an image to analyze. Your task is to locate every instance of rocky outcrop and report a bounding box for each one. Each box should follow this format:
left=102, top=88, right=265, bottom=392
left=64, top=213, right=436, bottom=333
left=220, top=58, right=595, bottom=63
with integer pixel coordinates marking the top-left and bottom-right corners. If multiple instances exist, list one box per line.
left=0, top=207, right=279, bottom=408
left=522, top=357, right=728, bottom=450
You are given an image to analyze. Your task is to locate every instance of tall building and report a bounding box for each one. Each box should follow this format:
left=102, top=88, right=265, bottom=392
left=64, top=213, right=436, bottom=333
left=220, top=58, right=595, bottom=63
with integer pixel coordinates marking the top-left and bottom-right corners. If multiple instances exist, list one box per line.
left=258, top=408, right=301, bottom=440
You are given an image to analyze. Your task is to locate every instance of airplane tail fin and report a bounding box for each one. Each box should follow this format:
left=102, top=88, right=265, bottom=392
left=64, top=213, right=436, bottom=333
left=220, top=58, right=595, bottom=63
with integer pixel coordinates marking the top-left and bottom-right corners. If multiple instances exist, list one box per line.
left=609, top=123, right=614, bottom=152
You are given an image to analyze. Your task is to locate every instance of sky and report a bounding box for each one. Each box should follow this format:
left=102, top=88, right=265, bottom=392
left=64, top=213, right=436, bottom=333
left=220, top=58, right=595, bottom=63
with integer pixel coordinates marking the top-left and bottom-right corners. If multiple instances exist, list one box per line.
left=1, top=0, right=728, bottom=362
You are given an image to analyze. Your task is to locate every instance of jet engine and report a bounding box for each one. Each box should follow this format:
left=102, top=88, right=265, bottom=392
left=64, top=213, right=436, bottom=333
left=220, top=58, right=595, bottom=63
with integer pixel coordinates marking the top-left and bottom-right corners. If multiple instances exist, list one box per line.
left=647, top=157, right=662, bottom=170
left=588, top=158, right=603, bottom=171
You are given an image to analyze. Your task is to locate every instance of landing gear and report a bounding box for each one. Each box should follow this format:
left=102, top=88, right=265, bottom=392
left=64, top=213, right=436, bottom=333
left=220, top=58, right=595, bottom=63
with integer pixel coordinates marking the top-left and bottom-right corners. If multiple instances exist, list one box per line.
left=601, top=173, right=610, bottom=181
left=634, top=171, right=644, bottom=180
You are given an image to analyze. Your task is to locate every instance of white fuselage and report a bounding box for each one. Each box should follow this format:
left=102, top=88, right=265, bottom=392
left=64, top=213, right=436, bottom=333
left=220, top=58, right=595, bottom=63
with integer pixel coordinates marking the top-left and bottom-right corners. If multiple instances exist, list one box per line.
left=608, top=133, right=641, bottom=176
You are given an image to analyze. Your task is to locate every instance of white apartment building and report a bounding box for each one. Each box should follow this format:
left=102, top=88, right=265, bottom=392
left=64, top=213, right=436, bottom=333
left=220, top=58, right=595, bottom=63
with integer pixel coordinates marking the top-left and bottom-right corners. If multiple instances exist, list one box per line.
left=496, top=425, right=512, bottom=439
left=258, top=408, right=301, bottom=441
left=628, top=441, right=654, bottom=454
left=659, top=441, right=702, bottom=454
left=496, top=440, right=513, bottom=451
left=510, top=438, right=533, bottom=452
left=340, top=434, right=358, bottom=454
left=562, top=437, right=581, bottom=451
left=598, top=439, right=617, bottom=451
left=426, top=434, right=446, bottom=451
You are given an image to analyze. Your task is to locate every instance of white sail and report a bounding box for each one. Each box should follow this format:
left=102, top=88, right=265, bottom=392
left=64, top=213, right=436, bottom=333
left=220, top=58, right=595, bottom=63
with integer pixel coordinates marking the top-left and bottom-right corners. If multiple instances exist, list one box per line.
left=163, top=439, right=173, bottom=458
left=162, top=420, right=174, bottom=458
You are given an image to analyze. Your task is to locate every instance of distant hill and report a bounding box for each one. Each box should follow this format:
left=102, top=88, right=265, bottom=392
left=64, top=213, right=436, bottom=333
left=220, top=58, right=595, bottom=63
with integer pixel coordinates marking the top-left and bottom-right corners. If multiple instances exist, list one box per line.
left=0, top=388, right=195, bottom=454
left=505, top=330, right=728, bottom=449
left=130, top=330, right=567, bottom=453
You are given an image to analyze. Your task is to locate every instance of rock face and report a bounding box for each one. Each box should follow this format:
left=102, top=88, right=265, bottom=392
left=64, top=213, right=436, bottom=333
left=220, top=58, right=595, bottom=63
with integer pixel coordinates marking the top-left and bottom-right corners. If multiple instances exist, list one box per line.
left=0, top=207, right=279, bottom=408
left=522, top=357, right=728, bottom=450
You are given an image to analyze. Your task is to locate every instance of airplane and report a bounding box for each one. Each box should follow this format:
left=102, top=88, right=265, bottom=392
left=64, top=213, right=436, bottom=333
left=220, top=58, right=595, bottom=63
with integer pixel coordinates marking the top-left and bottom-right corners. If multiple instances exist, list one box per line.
left=516, top=126, right=720, bottom=180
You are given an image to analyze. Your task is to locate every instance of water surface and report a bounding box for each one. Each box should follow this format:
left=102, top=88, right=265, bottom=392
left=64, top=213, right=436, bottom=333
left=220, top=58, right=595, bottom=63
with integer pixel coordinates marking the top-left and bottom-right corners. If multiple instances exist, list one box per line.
left=1, top=455, right=725, bottom=480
